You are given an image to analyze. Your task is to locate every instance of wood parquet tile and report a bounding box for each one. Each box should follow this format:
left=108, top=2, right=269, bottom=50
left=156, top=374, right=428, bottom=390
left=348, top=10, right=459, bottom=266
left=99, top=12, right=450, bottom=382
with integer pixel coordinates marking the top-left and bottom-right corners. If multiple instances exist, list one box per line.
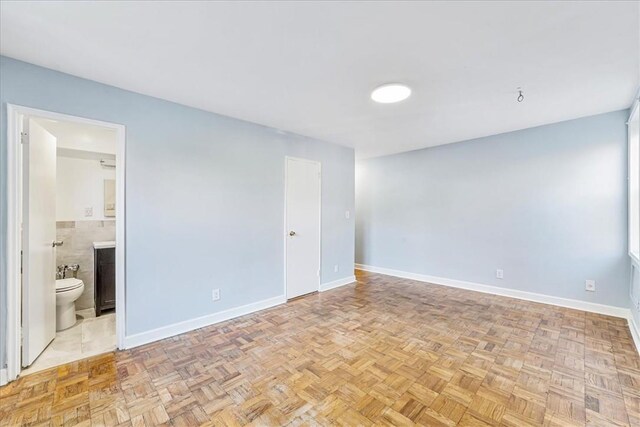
left=1, top=270, right=639, bottom=426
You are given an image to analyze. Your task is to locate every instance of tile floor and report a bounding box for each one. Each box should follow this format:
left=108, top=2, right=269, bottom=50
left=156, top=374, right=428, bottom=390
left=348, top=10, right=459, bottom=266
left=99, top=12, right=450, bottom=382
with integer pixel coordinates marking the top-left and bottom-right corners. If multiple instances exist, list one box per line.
left=20, top=310, right=116, bottom=376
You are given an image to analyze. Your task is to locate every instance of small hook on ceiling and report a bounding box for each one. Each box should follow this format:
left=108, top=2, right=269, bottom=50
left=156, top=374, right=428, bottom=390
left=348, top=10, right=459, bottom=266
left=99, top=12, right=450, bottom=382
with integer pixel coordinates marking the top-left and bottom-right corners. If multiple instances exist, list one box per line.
left=517, top=89, right=524, bottom=103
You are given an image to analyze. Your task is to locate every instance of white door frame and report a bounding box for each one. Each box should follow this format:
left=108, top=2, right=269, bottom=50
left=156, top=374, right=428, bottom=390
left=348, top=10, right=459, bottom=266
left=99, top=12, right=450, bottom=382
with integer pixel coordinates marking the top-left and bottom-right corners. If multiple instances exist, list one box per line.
left=283, top=156, right=322, bottom=299
left=5, top=104, right=126, bottom=384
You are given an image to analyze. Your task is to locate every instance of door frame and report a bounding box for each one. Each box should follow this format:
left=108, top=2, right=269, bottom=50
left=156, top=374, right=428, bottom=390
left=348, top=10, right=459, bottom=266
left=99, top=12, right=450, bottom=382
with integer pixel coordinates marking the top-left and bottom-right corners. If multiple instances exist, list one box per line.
left=283, top=156, right=322, bottom=299
left=5, top=104, right=126, bottom=384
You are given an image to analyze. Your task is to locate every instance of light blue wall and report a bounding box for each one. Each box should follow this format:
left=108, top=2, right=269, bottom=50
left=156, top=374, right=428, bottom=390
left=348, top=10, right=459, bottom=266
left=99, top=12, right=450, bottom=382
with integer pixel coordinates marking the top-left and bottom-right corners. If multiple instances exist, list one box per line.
left=356, top=110, right=630, bottom=308
left=0, top=56, right=355, bottom=368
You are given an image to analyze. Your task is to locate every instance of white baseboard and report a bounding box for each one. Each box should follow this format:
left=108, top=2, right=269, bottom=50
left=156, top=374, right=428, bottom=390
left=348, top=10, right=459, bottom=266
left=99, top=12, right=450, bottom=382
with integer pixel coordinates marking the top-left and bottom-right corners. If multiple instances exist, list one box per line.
left=119, top=266, right=639, bottom=356
left=356, top=263, right=639, bottom=354
left=355, top=264, right=630, bottom=318
left=320, top=275, right=356, bottom=292
left=123, top=295, right=286, bottom=349
left=0, top=368, right=7, bottom=386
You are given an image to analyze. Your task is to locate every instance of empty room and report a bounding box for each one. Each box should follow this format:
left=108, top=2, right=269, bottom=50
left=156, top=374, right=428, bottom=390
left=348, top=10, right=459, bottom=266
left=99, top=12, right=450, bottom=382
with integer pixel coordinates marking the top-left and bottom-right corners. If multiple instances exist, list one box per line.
left=0, top=1, right=639, bottom=426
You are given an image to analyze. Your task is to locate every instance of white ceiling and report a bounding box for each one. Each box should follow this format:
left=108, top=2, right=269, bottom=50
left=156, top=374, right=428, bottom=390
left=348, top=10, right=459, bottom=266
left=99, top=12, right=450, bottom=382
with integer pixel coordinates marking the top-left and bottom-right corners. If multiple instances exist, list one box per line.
left=1, top=1, right=638, bottom=158
left=35, top=118, right=116, bottom=155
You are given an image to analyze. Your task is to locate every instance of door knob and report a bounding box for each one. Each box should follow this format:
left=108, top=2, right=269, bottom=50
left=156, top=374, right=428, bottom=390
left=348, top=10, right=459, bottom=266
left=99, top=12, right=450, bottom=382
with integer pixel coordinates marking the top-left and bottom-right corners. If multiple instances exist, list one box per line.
left=289, top=231, right=296, bottom=236
left=52, top=240, right=63, bottom=247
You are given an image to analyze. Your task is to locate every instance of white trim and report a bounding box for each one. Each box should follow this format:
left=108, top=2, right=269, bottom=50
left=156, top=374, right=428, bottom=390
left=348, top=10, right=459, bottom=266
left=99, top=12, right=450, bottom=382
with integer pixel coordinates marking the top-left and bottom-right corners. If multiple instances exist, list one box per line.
left=629, top=314, right=640, bottom=355
left=320, top=275, right=356, bottom=292
left=284, top=156, right=322, bottom=300
left=628, top=87, right=639, bottom=122
left=629, top=311, right=640, bottom=353
left=123, top=295, right=286, bottom=349
left=6, top=105, right=22, bottom=383
left=355, top=264, right=631, bottom=318
left=115, top=116, right=126, bottom=351
left=4, top=105, right=126, bottom=383
left=0, top=369, right=7, bottom=386
left=628, top=98, right=640, bottom=263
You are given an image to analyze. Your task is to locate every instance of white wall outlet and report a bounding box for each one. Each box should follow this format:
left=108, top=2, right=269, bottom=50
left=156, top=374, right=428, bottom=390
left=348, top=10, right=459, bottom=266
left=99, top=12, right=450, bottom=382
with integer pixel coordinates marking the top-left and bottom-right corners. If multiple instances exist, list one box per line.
left=84, top=207, right=93, bottom=217
left=496, top=269, right=504, bottom=279
left=212, top=289, right=220, bottom=301
left=345, top=210, right=350, bottom=219
left=585, top=280, right=596, bottom=292
left=334, top=265, right=339, bottom=273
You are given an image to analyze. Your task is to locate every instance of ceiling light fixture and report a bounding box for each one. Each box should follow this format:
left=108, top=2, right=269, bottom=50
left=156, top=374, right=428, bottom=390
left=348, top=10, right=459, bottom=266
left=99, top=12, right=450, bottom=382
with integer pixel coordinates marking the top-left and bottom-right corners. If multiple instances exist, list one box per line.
left=371, top=83, right=411, bottom=104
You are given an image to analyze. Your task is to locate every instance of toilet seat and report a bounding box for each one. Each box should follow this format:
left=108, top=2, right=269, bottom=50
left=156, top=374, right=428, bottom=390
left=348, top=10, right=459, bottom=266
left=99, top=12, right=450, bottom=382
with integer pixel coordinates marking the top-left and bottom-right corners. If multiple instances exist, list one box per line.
left=56, top=278, right=83, bottom=292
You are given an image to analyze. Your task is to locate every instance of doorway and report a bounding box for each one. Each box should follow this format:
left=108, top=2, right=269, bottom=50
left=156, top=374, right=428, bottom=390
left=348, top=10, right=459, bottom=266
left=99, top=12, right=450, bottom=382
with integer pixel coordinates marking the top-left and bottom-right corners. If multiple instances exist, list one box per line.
left=285, top=157, right=321, bottom=299
left=5, top=105, right=126, bottom=383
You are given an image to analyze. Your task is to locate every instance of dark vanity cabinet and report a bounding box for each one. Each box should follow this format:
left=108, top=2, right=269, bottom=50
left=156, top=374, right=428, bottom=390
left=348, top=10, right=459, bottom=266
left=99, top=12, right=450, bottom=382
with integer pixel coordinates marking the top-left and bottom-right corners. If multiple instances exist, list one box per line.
left=94, top=247, right=116, bottom=316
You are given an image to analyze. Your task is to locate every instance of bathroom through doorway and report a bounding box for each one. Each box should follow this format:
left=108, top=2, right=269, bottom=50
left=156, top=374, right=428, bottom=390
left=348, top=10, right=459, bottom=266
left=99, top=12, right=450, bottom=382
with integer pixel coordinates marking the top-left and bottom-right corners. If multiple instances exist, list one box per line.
left=5, top=105, right=126, bottom=382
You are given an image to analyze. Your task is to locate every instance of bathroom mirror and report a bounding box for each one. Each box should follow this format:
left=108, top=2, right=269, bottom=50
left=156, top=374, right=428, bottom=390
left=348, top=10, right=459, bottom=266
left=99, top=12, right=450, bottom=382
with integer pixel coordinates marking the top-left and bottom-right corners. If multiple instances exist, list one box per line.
left=104, top=179, right=115, bottom=217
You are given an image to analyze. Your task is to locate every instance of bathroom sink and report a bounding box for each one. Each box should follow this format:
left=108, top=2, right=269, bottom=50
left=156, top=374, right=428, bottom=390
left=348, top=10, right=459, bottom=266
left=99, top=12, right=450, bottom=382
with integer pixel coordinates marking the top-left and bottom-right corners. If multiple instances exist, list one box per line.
left=93, top=241, right=115, bottom=249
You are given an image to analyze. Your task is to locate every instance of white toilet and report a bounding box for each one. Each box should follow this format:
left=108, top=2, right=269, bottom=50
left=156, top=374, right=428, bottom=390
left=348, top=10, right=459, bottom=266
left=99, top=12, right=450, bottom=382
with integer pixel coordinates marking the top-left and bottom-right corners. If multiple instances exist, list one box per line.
left=55, top=278, right=85, bottom=331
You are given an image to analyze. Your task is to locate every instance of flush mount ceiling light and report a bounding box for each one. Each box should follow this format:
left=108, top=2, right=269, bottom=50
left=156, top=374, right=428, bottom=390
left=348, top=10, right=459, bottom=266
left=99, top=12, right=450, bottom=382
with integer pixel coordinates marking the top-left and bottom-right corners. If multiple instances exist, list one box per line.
left=371, top=83, right=412, bottom=104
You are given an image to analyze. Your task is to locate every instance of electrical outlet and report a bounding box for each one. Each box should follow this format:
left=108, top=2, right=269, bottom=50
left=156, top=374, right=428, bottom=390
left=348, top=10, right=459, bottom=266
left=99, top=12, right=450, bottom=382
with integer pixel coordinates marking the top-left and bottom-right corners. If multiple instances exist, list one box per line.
left=84, top=207, right=93, bottom=217
left=334, top=265, right=339, bottom=273
left=585, top=280, right=596, bottom=292
left=212, top=289, right=220, bottom=301
left=496, top=269, right=503, bottom=279
left=345, top=210, right=350, bottom=219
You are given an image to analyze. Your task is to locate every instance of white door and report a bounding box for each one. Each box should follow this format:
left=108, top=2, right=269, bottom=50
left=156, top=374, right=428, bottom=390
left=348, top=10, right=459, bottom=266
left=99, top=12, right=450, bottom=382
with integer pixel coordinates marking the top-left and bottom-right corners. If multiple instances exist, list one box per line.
left=285, top=157, right=321, bottom=299
left=22, top=118, right=57, bottom=367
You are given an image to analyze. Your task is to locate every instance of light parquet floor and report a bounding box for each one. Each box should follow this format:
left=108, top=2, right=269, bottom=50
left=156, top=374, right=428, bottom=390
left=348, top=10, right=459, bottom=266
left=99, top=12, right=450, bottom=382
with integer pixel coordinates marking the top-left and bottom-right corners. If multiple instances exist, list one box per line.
left=1, top=270, right=639, bottom=426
